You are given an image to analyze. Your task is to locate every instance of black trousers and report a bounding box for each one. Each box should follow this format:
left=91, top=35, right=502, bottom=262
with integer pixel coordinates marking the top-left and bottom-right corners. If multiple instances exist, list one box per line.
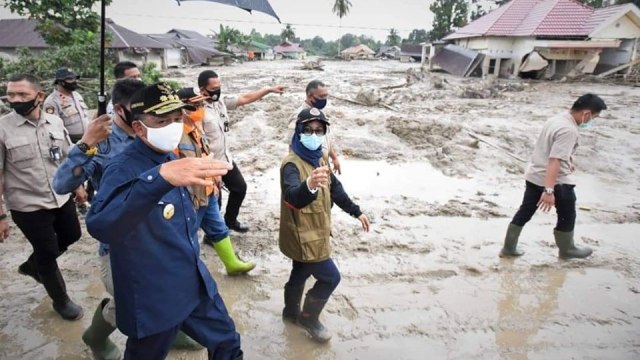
left=511, top=181, right=577, bottom=232
left=10, top=200, right=82, bottom=276
left=218, top=161, right=247, bottom=224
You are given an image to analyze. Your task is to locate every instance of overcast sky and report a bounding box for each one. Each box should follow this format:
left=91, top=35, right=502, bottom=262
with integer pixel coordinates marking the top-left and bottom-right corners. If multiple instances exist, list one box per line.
left=0, top=0, right=435, bottom=42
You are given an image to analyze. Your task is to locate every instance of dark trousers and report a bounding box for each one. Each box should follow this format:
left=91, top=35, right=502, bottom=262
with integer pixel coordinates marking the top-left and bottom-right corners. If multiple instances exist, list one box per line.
left=286, top=258, right=341, bottom=300
left=219, top=161, right=247, bottom=224
left=10, top=199, right=81, bottom=276
left=511, top=181, right=577, bottom=232
left=124, top=293, right=242, bottom=360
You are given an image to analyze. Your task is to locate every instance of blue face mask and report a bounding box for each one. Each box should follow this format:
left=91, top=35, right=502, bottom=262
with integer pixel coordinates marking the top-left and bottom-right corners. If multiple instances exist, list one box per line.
left=579, top=114, right=594, bottom=130
left=312, top=97, right=327, bottom=110
left=300, top=133, right=324, bottom=150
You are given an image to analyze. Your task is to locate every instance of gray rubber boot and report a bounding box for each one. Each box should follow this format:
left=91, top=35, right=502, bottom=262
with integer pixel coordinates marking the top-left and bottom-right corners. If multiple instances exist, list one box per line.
left=297, top=296, right=332, bottom=343
left=282, top=284, right=305, bottom=323
left=500, top=223, right=525, bottom=257
left=82, top=298, right=121, bottom=360
left=554, top=230, right=593, bottom=259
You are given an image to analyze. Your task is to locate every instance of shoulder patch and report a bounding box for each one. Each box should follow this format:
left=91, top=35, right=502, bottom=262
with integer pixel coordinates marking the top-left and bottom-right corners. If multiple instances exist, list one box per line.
left=45, top=106, right=55, bottom=114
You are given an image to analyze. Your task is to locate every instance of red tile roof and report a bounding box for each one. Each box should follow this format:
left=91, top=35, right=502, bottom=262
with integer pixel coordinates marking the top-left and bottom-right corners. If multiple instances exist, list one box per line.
left=444, top=0, right=640, bottom=40
left=273, top=41, right=304, bottom=53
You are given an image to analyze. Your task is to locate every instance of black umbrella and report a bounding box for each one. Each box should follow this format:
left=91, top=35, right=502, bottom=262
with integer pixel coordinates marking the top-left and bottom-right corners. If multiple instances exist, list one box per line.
left=97, top=0, right=280, bottom=115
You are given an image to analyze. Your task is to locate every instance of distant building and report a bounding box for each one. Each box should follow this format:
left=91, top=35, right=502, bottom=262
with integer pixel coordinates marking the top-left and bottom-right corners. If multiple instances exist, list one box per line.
left=273, top=41, right=307, bottom=60
left=340, top=44, right=376, bottom=60
left=0, top=18, right=173, bottom=70
left=399, top=44, right=423, bottom=62
left=442, top=0, right=640, bottom=78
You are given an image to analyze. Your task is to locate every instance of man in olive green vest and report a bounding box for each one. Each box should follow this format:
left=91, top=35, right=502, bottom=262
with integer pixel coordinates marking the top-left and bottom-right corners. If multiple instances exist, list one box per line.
left=279, top=107, right=370, bottom=343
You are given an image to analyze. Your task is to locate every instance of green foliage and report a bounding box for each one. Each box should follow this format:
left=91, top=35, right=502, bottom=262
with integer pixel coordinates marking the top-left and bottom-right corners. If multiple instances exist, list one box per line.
left=386, top=29, right=401, bottom=46
left=3, top=0, right=111, bottom=47
left=140, top=63, right=162, bottom=84
left=429, top=0, right=468, bottom=41
left=215, top=24, right=252, bottom=52
left=403, top=29, right=430, bottom=45
left=332, top=0, right=353, bottom=18
left=281, top=24, right=296, bottom=42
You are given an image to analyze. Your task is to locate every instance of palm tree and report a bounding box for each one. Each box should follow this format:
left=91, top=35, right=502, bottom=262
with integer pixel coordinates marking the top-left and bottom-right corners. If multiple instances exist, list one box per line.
left=280, top=24, right=296, bottom=42
left=386, top=28, right=401, bottom=46
left=332, top=0, right=352, bottom=55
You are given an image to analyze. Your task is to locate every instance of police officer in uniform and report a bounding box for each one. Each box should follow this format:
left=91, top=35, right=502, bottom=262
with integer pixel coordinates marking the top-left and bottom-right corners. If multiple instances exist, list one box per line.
left=44, top=68, right=89, bottom=143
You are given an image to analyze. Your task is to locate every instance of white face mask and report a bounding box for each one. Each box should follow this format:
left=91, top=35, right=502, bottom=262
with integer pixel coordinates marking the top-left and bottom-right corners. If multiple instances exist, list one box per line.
left=140, top=121, right=183, bottom=153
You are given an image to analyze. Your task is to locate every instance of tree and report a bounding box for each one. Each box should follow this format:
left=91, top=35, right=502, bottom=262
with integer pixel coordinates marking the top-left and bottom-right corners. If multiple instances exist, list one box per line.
left=311, top=36, right=326, bottom=50
left=214, top=25, right=251, bottom=52
left=386, top=29, right=401, bottom=46
left=340, top=33, right=359, bottom=50
left=3, top=0, right=111, bottom=46
left=280, top=24, right=296, bottom=42
left=403, top=29, right=429, bottom=45
left=332, top=0, right=353, bottom=55
left=429, top=0, right=468, bottom=41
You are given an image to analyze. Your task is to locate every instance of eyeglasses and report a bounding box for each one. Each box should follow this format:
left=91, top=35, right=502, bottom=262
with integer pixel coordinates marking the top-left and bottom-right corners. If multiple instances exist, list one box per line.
left=302, top=126, right=326, bottom=136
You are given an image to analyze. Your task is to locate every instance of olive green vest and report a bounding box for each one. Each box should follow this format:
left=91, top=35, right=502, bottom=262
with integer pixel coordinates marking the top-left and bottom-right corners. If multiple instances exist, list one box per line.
left=176, top=125, right=211, bottom=209
left=279, top=153, right=332, bottom=263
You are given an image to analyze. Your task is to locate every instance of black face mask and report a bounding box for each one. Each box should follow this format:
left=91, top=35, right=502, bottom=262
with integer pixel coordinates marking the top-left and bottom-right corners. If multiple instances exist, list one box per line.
left=120, top=106, right=134, bottom=126
left=10, top=98, right=39, bottom=117
left=61, top=81, right=78, bottom=91
left=206, top=89, right=221, bottom=102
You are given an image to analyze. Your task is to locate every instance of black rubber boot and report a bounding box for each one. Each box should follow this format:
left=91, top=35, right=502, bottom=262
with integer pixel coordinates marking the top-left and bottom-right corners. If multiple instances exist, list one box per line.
left=500, top=223, right=525, bottom=257
left=82, top=298, right=121, bottom=360
left=40, top=269, right=84, bottom=320
left=554, top=230, right=593, bottom=259
left=297, top=295, right=332, bottom=343
left=18, top=254, right=41, bottom=283
left=282, top=284, right=305, bottom=323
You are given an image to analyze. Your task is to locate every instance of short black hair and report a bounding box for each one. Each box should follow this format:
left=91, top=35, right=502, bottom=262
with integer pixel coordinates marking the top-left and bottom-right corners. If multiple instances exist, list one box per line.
left=198, top=70, right=218, bottom=88
left=114, top=61, right=138, bottom=79
left=112, top=78, right=146, bottom=106
left=571, top=94, right=607, bottom=113
left=306, top=80, right=325, bottom=95
left=8, top=73, right=42, bottom=90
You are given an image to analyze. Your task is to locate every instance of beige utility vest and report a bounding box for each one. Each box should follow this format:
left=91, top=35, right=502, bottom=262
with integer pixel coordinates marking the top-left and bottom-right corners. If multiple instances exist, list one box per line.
left=279, top=153, right=332, bottom=263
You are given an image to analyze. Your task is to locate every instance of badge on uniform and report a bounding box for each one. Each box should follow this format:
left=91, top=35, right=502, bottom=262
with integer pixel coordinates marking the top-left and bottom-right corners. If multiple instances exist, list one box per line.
left=163, top=204, right=175, bottom=220
left=45, top=105, right=55, bottom=114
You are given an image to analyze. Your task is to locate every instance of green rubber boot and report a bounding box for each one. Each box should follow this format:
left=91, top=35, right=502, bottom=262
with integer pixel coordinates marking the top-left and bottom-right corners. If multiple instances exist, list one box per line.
left=554, top=230, right=593, bottom=259
left=172, top=331, right=204, bottom=350
left=500, top=223, right=525, bottom=257
left=82, top=298, right=121, bottom=360
left=211, top=236, right=256, bottom=275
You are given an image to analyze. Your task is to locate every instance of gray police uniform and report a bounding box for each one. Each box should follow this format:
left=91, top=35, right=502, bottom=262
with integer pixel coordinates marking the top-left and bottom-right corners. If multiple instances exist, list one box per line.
left=44, top=89, right=89, bottom=142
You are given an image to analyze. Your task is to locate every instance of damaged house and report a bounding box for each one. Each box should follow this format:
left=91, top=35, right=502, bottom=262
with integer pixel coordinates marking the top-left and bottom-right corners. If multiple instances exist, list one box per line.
left=439, top=0, right=640, bottom=79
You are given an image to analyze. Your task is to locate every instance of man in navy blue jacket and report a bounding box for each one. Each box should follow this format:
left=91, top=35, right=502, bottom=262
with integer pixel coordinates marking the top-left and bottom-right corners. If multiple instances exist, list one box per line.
left=86, top=83, right=242, bottom=360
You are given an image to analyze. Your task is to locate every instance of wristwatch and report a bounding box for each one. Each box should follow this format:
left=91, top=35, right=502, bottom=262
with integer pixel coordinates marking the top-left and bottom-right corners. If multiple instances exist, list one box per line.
left=76, top=142, right=98, bottom=156
left=544, top=187, right=555, bottom=195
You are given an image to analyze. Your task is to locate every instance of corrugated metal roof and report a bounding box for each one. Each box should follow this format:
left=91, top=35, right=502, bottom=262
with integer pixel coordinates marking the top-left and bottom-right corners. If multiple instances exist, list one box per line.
left=444, top=0, right=640, bottom=40
left=0, top=19, right=49, bottom=48
left=0, top=18, right=170, bottom=50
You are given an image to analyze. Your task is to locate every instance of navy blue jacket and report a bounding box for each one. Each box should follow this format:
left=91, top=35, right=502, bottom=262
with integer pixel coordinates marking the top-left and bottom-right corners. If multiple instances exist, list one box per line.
left=86, top=138, right=218, bottom=338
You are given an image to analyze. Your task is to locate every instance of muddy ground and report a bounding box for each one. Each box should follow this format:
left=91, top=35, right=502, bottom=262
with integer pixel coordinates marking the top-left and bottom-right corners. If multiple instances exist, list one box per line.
left=1, top=60, right=639, bottom=359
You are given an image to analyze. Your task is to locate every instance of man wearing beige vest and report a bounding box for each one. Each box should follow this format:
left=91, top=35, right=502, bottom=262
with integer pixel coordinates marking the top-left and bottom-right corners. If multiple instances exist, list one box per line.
left=279, top=107, right=369, bottom=343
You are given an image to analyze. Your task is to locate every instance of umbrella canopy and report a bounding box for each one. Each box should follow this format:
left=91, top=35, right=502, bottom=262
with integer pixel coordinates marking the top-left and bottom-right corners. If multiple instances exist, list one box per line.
left=97, top=0, right=280, bottom=115
left=176, top=0, right=280, bottom=22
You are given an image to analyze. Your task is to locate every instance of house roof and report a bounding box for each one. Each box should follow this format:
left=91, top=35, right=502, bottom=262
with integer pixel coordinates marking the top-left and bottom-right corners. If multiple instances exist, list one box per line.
left=0, top=18, right=170, bottom=50
left=273, top=41, right=304, bottom=53
left=444, top=0, right=640, bottom=40
left=167, top=29, right=216, bottom=45
left=400, top=44, right=423, bottom=56
left=0, top=19, right=50, bottom=48
left=341, top=44, right=375, bottom=55
left=106, top=19, right=171, bottom=49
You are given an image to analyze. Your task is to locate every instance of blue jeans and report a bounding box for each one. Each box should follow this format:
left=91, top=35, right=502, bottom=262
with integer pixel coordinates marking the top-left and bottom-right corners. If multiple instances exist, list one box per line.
left=198, top=194, right=230, bottom=243
left=124, top=293, right=241, bottom=360
left=286, top=258, right=341, bottom=300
